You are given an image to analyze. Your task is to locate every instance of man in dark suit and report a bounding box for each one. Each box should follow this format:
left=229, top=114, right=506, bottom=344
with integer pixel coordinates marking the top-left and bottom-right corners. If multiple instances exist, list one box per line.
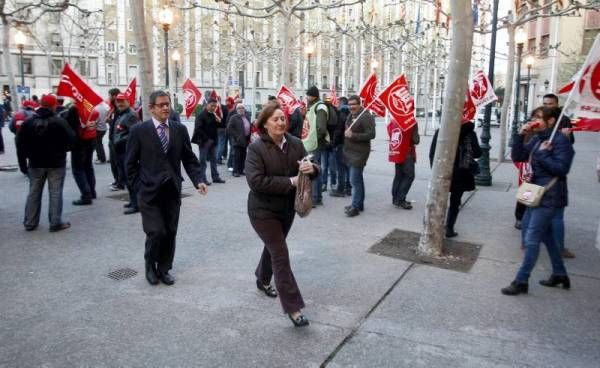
left=191, top=98, right=225, bottom=185
left=126, top=90, right=209, bottom=286
left=226, top=104, right=251, bottom=177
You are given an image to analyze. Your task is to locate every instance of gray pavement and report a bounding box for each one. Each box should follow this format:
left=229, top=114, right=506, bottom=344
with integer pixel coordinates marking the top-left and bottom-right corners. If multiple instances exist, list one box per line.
left=0, top=120, right=599, bottom=367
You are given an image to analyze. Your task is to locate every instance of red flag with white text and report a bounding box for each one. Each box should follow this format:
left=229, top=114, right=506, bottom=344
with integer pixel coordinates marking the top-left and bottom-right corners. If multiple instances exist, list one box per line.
left=276, top=85, right=303, bottom=115
left=378, top=74, right=416, bottom=131
left=125, top=78, right=137, bottom=107
left=56, top=63, right=103, bottom=123
left=462, top=88, right=477, bottom=123
left=470, top=70, right=497, bottom=109
left=359, top=73, right=386, bottom=117
left=182, top=79, right=203, bottom=119
left=564, top=35, right=600, bottom=120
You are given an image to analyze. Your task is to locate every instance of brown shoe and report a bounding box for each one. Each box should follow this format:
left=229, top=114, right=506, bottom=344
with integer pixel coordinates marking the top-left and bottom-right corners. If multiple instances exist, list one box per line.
left=561, top=249, right=575, bottom=259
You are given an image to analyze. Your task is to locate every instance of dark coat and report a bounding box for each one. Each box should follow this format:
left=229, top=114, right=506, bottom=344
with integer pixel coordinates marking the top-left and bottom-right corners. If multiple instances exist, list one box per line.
left=16, top=108, right=75, bottom=168
left=245, top=133, right=318, bottom=220
left=511, top=129, right=574, bottom=208
left=126, top=119, right=202, bottom=202
left=343, top=108, right=376, bottom=167
left=226, top=113, right=250, bottom=148
left=192, top=109, right=218, bottom=144
left=288, top=107, right=303, bottom=139
left=113, top=108, right=140, bottom=154
left=429, top=123, right=482, bottom=193
left=333, top=105, right=350, bottom=146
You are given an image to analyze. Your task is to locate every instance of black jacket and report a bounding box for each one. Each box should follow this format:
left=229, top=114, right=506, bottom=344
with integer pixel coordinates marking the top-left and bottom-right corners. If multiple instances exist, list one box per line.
left=245, top=133, right=318, bottom=220
left=511, top=129, right=574, bottom=208
left=16, top=108, right=75, bottom=168
left=113, top=108, right=140, bottom=154
left=333, top=105, right=350, bottom=146
left=192, top=109, right=218, bottom=144
left=227, top=113, right=250, bottom=148
left=126, top=120, right=202, bottom=201
left=288, top=107, right=303, bottom=139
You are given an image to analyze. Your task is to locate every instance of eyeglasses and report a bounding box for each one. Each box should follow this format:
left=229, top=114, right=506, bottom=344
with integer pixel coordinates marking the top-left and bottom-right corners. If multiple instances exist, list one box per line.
left=348, top=102, right=360, bottom=106
left=152, top=102, right=170, bottom=108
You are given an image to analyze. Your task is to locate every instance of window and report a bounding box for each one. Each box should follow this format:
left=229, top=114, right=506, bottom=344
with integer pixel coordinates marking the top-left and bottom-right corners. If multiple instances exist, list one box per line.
left=255, top=71, right=261, bottom=87
left=335, top=76, right=340, bottom=89
left=106, top=64, right=116, bottom=85
left=75, top=59, right=91, bottom=76
left=22, top=57, right=33, bottom=74
left=51, top=59, right=63, bottom=75
left=127, top=18, right=133, bottom=31
left=128, top=65, right=138, bottom=80
left=539, top=35, right=550, bottom=57
left=322, top=75, right=328, bottom=89
left=527, top=37, right=536, bottom=55
left=582, top=29, right=600, bottom=55
left=106, top=41, right=116, bottom=54
left=51, top=32, right=61, bottom=47
left=128, top=43, right=137, bottom=55
left=49, top=12, right=60, bottom=24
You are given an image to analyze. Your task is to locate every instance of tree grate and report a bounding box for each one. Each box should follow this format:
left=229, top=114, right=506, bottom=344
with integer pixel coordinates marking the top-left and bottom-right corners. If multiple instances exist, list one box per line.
left=107, top=268, right=138, bottom=281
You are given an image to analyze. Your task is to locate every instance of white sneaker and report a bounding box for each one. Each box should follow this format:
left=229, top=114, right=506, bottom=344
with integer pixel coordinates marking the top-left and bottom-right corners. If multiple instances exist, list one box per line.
left=228, top=167, right=233, bottom=172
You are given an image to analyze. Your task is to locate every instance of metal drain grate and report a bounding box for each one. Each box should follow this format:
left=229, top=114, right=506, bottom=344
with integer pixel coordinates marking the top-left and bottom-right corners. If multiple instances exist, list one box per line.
left=107, top=268, right=138, bottom=281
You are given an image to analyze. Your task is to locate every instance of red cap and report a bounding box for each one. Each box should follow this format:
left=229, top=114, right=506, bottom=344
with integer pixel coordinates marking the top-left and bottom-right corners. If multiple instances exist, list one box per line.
left=22, top=100, right=35, bottom=108
left=40, top=94, right=58, bottom=108
left=115, top=93, right=129, bottom=101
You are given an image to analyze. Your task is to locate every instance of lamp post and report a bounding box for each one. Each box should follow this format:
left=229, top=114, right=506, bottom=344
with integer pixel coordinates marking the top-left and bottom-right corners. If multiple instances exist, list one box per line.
left=475, top=0, right=498, bottom=186
left=524, top=55, right=534, bottom=119
left=305, top=43, right=314, bottom=88
left=511, top=27, right=527, bottom=144
left=158, top=5, right=174, bottom=90
left=439, top=74, right=445, bottom=126
left=14, top=30, right=27, bottom=97
left=544, top=79, right=550, bottom=91
left=370, top=59, right=379, bottom=72
left=172, top=49, right=180, bottom=109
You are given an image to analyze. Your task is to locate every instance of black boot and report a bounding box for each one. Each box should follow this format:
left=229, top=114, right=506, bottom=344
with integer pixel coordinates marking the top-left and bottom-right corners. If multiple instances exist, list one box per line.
left=445, top=227, right=458, bottom=238
left=539, top=275, right=570, bottom=289
left=501, top=280, right=529, bottom=295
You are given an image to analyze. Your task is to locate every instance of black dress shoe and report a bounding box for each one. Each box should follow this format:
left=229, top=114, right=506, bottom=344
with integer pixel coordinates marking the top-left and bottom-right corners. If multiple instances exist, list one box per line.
left=203, top=181, right=212, bottom=186
left=399, top=200, right=413, bottom=210
left=123, top=202, right=132, bottom=208
left=145, top=263, right=159, bottom=285
left=539, top=275, right=570, bottom=289
left=445, top=228, right=458, bottom=238
left=346, top=207, right=360, bottom=217
left=49, top=222, right=71, bottom=233
left=256, top=280, right=278, bottom=298
left=72, top=199, right=92, bottom=206
left=213, top=178, right=226, bottom=184
left=25, top=225, right=38, bottom=231
left=91, top=192, right=97, bottom=199
left=159, top=271, right=175, bottom=285
left=288, top=313, right=309, bottom=327
left=123, top=207, right=139, bottom=215
left=501, top=280, right=529, bottom=295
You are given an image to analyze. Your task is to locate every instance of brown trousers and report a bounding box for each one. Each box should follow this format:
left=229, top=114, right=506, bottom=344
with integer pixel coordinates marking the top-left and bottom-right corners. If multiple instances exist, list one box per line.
left=250, top=215, right=305, bottom=314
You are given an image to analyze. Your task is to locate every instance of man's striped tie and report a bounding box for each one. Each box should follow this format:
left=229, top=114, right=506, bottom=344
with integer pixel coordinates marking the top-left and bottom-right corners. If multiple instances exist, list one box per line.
left=158, top=123, right=168, bottom=153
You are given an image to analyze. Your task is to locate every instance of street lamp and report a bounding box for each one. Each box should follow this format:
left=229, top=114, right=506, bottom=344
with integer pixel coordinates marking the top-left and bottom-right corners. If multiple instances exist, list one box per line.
left=544, top=79, right=550, bottom=91
left=172, top=49, right=181, bottom=109
left=14, top=30, right=27, bottom=96
left=158, top=5, right=174, bottom=90
left=439, top=74, right=445, bottom=125
left=370, top=59, right=379, bottom=71
left=305, top=43, right=314, bottom=89
left=511, top=27, right=527, bottom=143
left=524, top=55, right=534, bottom=119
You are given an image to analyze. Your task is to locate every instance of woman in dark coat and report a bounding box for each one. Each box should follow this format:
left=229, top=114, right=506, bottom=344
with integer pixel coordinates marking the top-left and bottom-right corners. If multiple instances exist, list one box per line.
left=245, top=103, right=319, bottom=327
left=429, top=121, right=482, bottom=238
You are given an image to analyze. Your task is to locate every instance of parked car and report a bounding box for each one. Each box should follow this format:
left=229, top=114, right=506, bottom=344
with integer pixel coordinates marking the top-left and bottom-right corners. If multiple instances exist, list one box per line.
left=476, top=107, right=500, bottom=127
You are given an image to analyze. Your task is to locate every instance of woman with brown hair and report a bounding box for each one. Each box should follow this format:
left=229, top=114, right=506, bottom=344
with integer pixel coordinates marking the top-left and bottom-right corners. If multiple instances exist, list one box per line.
left=245, top=103, right=319, bottom=327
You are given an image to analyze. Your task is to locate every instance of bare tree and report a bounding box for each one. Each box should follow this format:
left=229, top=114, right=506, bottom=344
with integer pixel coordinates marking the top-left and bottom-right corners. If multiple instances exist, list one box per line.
left=418, top=0, right=474, bottom=257
left=129, top=0, right=153, bottom=121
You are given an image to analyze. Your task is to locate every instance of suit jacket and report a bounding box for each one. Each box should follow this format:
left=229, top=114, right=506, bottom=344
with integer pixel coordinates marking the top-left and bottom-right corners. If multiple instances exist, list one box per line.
left=192, top=109, right=218, bottom=144
left=126, top=119, right=202, bottom=201
left=226, top=113, right=250, bottom=148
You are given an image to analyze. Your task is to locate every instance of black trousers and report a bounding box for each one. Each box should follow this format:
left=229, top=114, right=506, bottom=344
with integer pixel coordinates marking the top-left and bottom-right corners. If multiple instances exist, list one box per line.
left=108, top=141, right=123, bottom=186
left=250, top=214, right=305, bottom=314
left=95, top=130, right=107, bottom=162
left=391, top=159, right=415, bottom=204
left=71, top=141, right=96, bottom=200
left=139, top=181, right=181, bottom=273
left=116, top=151, right=138, bottom=208
left=232, top=145, right=246, bottom=175
left=446, top=190, right=464, bottom=231
left=515, top=202, right=527, bottom=221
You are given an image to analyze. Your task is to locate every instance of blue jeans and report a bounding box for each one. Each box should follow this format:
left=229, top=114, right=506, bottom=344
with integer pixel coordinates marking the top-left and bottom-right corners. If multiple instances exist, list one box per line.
left=334, top=145, right=349, bottom=192
left=521, top=207, right=565, bottom=252
left=516, top=206, right=568, bottom=282
left=217, top=128, right=228, bottom=161
left=24, top=167, right=66, bottom=227
left=349, top=165, right=365, bottom=210
left=199, top=140, right=220, bottom=182
left=321, top=147, right=337, bottom=188
left=311, top=150, right=323, bottom=202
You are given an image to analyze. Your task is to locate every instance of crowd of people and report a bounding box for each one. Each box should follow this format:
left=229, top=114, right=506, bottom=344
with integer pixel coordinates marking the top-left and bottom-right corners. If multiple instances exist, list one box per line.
left=0, top=85, right=580, bottom=325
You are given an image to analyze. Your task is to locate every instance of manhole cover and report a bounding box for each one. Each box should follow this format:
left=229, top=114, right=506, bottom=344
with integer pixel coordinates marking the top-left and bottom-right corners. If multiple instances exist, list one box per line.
left=107, top=268, right=138, bottom=280
left=107, top=192, right=191, bottom=201
left=368, top=229, right=482, bottom=273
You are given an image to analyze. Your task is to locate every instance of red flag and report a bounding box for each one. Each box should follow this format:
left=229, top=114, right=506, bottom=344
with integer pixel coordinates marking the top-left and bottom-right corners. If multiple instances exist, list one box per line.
left=388, top=119, right=416, bottom=164
left=330, top=84, right=338, bottom=107
left=359, top=73, right=386, bottom=117
left=378, top=74, right=416, bottom=131
left=564, top=35, right=600, bottom=120
left=276, top=85, right=303, bottom=115
left=124, top=78, right=136, bottom=107
left=56, top=63, right=103, bottom=123
left=462, top=88, right=477, bottom=123
left=469, top=70, right=497, bottom=109
left=210, top=90, right=223, bottom=120
left=571, top=117, right=600, bottom=132
left=557, top=81, right=574, bottom=95
left=182, top=79, right=203, bottom=119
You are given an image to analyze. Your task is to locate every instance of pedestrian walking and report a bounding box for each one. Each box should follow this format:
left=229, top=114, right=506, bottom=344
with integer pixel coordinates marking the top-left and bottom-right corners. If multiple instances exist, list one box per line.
left=107, top=88, right=125, bottom=191
left=502, top=106, right=574, bottom=295
left=226, top=103, right=251, bottom=177
left=389, top=120, right=420, bottom=210
left=330, top=97, right=351, bottom=197
left=94, top=102, right=109, bottom=164
left=16, top=94, right=75, bottom=232
left=192, top=98, right=225, bottom=185
left=343, top=95, right=376, bottom=217
left=245, top=103, right=319, bottom=327
left=126, top=91, right=208, bottom=286
left=429, top=121, right=482, bottom=237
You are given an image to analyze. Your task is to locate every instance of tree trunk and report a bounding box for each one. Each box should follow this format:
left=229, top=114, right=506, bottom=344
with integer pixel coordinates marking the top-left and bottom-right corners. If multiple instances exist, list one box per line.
left=129, top=0, right=153, bottom=121
left=279, top=13, right=291, bottom=85
left=418, top=0, right=474, bottom=257
left=499, top=25, right=515, bottom=162
left=2, top=18, right=20, bottom=112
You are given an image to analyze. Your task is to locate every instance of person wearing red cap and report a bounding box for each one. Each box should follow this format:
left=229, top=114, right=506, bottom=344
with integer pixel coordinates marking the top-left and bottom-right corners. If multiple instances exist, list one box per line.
left=113, top=92, right=140, bottom=214
left=16, top=94, right=75, bottom=232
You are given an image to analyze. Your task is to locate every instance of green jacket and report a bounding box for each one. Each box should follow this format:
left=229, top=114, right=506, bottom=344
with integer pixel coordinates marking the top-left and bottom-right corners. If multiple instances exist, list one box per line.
left=303, top=100, right=329, bottom=152
left=343, top=108, right=376, bottom=167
